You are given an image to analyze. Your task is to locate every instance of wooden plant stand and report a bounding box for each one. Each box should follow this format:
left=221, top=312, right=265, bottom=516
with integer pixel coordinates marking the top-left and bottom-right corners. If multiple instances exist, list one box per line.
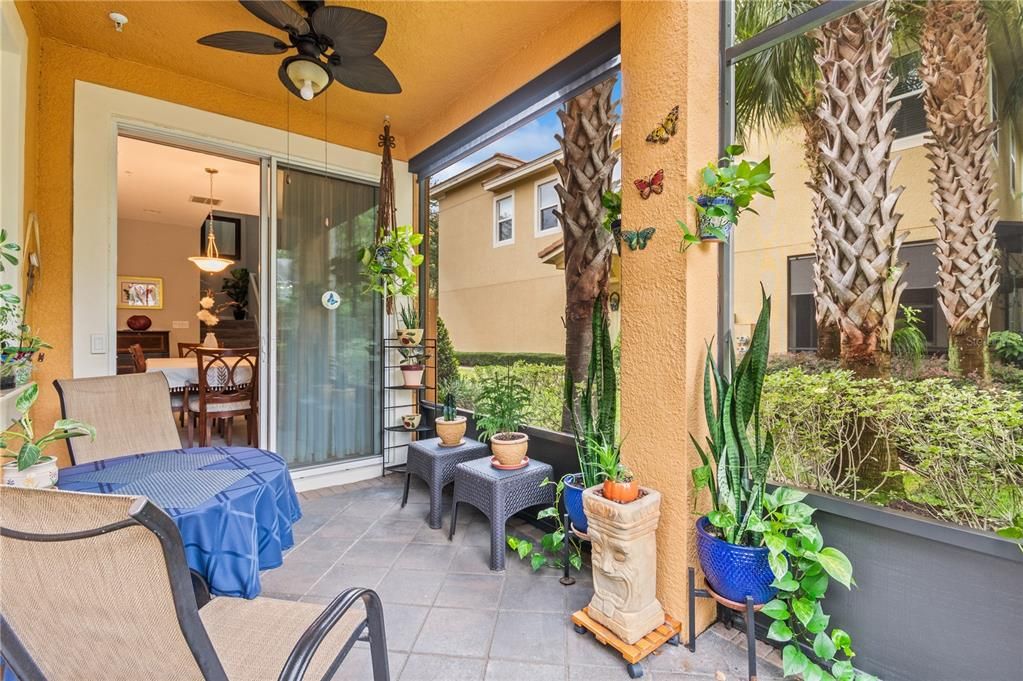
left=571, top=607, right=682, bottom=679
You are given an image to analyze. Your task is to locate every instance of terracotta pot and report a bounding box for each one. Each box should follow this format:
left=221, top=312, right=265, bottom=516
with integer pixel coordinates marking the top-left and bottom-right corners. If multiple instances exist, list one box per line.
left=401, top=413, right=421, bottom=430
left=126, top=315, right=152, bottom=331
left=396, top=328, right=424, bottom=346
left=603, top=479, right=640, bottom=504
left=400, top=365, right=424, bottom=387
left=2, top=456, right=59, bottom=489
left=436, top=415, right=466, bottom=445
left=490, top=432, right=528, bottom=466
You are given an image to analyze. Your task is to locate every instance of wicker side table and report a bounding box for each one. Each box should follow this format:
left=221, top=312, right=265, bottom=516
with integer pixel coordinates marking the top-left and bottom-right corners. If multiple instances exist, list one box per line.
left=402, top=437, right=490, bottom=529
left=448, top=457, right=554, bottom=571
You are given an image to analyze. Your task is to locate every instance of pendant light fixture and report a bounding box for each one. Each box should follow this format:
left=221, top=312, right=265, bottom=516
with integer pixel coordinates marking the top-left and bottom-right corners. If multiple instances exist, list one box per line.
left=189, top=168, right=234, bottom=273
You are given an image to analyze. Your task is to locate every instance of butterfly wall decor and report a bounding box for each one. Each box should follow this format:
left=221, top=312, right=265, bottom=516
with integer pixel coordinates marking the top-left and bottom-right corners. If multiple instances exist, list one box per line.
left=621, top=227, right=656, bottom=252
left=646, top=105, right=679, bottom=144
left=634, top=169, right=664, bottom=200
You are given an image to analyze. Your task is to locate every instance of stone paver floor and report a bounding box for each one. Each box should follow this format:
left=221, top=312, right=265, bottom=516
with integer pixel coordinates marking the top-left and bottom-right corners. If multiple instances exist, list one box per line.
left=261, top=474, right=783, bottom=681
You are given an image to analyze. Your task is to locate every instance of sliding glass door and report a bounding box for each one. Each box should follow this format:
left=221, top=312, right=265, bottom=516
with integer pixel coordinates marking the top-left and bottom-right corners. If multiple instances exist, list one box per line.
left=273, top=165, right=380, bottom=468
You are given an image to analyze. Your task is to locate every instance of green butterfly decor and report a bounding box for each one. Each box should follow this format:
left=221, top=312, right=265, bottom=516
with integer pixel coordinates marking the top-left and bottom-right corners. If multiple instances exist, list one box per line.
left=621, top=227, right=656, bottom=251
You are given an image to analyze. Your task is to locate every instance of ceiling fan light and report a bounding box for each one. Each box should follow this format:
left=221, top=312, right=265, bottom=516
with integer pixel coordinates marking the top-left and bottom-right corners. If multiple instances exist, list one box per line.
left=285, top=56, right=330, bottom=100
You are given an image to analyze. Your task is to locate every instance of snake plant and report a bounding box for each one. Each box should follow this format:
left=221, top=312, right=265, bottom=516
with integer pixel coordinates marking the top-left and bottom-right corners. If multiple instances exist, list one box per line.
left=691, top=288, right=773, bottom=546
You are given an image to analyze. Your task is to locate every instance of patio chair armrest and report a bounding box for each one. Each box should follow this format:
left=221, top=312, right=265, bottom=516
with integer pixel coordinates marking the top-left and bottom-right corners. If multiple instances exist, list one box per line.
left=277, top=587, right=389, bottom=681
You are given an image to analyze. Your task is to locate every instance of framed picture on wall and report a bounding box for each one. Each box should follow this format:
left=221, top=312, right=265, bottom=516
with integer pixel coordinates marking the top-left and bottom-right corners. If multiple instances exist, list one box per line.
left=201, top=215, right=241, bottom=260
left=117, top=276, right=164, bottom=310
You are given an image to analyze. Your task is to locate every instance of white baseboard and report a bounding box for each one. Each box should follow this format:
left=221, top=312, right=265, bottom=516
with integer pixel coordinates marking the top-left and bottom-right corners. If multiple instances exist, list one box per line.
left=289, top=456, right=382, bottom=493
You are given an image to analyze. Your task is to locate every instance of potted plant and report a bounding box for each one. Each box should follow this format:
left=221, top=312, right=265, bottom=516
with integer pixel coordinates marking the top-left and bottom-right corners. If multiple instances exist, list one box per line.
left=221, top=267, right=250, bottom=320
left=397, top=302, right=424, bottom=347
left=590, top=434, right=639, bottom=504
left=398, top=347, right=429, bottom=388
left=475, top=370, right=530, bottom=467
left=401, top=413, right=421, bottom=430
left=435, top=390, right=466, bottom=446
left=357, top=225, right=424, bottom=302
left=678, top=144, right=774, bottom=251
left=1, top=384, right=95, bottom=488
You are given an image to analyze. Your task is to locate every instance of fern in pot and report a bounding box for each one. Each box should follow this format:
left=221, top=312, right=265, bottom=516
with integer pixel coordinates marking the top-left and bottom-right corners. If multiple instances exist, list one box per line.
left=475, top=371, right=530, bottom=467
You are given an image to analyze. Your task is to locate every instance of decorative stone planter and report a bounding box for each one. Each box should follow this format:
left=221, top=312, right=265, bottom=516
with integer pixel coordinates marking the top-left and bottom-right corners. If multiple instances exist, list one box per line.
left=2, top=456, right=59, bottom=489
left=583, top=485, right=664, bottom=644
left=435, top=415, right=466, bottom=445
left=489, top=432, right=528, bottom=466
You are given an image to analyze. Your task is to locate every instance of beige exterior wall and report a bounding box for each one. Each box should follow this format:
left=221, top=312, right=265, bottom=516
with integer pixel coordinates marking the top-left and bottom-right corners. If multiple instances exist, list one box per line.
left=732, top=82, right=1023, bottom=353
left=437, top=166, right=566, bottom=354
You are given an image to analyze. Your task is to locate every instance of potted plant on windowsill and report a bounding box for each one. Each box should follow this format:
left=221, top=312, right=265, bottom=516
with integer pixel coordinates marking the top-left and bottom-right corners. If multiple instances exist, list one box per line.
left=678, top=144, right=774, bottom=251
left=1, top=384, right=95, bottom=488
left=435, top=390, right=466, bottom=446
left=398, top=347, right=429, bottom=388
left=397, top=302, right=424, bottom=347
left=475, top=370, right=530, bottom=468
left=691, top=289, right=872, bottom=681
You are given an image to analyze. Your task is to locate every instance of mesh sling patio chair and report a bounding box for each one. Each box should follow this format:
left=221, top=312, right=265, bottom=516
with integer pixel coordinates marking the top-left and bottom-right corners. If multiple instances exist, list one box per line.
left=53, top=373, right=184, bottom=464
left=0, top=486, right=390, bottom=681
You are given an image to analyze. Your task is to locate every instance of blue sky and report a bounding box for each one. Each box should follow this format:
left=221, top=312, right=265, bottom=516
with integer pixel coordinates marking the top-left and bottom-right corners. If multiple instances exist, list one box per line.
left=431, top=79, right=622, bottom=183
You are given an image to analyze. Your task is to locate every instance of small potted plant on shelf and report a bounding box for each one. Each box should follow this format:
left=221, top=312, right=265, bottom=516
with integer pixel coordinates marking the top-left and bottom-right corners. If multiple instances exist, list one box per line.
left=475, top=371, right=530, bottom=468
left=221, top=267, right=250, bottom=320
left=401, top=413, right=421, bottom=430
left=398, top=347, right=429, bottom=388
left=435, top=390, right=466, bottom=446
left=590, top=434, right=638, bottom=504
left=1, top=383, right=95, bottom=488
left=397, top=302, right=424, bottom=347
left=678, top=144, right=774, bottom=251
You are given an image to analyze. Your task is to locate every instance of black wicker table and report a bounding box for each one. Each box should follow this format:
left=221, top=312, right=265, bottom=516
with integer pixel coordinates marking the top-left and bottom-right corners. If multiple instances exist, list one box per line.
left=448, top=457, right=554, bottom=571
left=402, top=437, right=490, bottom=529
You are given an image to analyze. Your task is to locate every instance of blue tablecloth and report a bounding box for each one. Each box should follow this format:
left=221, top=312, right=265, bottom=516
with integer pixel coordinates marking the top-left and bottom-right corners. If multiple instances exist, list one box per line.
left=57, top=446, right=302, bottom=599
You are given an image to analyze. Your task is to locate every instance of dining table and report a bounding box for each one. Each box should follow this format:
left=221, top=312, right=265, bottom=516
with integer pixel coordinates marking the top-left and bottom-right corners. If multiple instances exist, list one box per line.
left=56, top=446, right=302, bottom=599
left=147, top=356, right=254, bottom=392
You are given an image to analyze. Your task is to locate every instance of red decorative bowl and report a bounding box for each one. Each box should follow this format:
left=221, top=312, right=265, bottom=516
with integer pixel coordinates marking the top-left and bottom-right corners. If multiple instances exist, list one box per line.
left=126, top=315, right=152, bottom=331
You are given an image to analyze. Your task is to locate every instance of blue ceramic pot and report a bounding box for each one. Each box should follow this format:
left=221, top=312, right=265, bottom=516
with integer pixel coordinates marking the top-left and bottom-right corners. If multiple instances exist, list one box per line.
left=562, top=473, right=588, bottom=535
left=696, top=195, right=735, bottom=241
left=695, top=516, right=777, bottom=605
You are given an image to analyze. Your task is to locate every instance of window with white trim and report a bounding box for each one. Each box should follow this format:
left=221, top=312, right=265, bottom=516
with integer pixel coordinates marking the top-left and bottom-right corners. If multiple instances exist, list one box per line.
left=890, top=52, right=927, bottom=141
left=536, top=180, right=559, bottom=234
left=494, top=194, right=514, bottom=245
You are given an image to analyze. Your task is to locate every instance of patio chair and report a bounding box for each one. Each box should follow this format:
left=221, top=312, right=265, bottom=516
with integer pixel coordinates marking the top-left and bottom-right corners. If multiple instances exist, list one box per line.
left=129, top=342, right=147, bottom=373
left=53, top=373, right=182, bottom=464
left=186, top=347, right=258, bottom=448
left=0, top=486, right=389, bottom=681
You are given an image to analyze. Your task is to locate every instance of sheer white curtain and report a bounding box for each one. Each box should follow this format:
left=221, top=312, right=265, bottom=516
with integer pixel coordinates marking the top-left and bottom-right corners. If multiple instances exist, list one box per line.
left=275, top=166, right=380, bottom=467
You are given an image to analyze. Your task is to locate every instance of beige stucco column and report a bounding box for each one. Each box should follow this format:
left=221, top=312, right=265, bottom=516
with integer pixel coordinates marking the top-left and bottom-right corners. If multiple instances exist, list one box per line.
left=619, top=0, right=720, bottom=632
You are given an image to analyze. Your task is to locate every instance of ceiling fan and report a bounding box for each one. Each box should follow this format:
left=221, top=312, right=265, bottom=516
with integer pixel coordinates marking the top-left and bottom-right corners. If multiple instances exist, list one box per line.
left=198, top=0, right=400, bottom=101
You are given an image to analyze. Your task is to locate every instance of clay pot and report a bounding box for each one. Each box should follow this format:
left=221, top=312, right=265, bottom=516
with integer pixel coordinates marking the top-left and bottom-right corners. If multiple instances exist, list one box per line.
left=126, top=315, right=152, bottom=331
left=400, top=365, right=424, bottom=387
left=603, top=479, right=640, bottom=504
left=436, top=415, right=466, bottom=445
left=490, top=432, right=528, bottom=466
left=401, top=414, right=421, bottom=430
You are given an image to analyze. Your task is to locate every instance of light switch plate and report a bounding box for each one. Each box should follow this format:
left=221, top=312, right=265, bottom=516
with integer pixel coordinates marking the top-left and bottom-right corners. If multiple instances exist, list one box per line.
left=172, top=321, right=190, bottom=329
left=90, top=334, right=106, bottom=354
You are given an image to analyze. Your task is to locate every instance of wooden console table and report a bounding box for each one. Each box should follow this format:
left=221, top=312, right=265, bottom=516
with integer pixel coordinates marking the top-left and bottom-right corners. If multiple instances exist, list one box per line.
left=116, top=330, right=170, bottom=374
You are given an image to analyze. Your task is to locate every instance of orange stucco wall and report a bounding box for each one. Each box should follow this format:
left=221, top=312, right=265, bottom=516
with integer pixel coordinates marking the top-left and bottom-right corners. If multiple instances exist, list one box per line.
left=620, top=0, right=718, bottom=630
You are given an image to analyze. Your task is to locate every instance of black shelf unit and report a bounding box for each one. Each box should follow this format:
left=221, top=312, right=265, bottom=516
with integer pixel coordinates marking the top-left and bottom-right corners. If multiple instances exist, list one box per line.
left=381, top=337, right=436, bottom=474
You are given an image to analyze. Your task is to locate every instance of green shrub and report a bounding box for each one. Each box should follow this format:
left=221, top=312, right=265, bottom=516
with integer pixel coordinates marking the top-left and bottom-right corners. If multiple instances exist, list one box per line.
left=456, top=362, right=564, bottom=432
left=457, top=352, right=564, bottom=367
left=436, top=317, right=460, bottom=388
left=762, top=367, right=1023, bottom=531
left=990, top=330, right=1023, bottom=367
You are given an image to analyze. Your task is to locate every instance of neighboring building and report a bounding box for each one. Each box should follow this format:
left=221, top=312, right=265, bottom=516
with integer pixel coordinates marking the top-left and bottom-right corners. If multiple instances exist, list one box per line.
left=734, top=50, right=1023, bottom=354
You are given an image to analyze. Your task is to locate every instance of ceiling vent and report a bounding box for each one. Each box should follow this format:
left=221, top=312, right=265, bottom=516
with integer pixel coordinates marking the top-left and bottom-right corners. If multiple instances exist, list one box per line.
left=189, top=195, right=222, bottom=206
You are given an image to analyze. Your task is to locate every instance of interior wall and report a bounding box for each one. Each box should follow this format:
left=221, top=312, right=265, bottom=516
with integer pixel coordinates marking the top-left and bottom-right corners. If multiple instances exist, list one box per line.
left=200, top=212, right=261, bottom=324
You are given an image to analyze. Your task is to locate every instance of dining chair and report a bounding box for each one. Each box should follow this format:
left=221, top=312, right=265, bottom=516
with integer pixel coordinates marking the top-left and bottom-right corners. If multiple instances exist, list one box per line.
left=186, top=346, right=258, bottom=448
left=0, top=486, right=390, bottom=681
left=128, top=342, right=147, bottom=373
left=178, top=342, right=202, bottom=358
left=53, top=373, right=182, bottom=464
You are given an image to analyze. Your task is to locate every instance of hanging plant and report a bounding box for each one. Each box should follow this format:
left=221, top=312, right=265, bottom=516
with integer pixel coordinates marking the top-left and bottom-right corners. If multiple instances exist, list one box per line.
left=357, top=224, right=424, bottom=300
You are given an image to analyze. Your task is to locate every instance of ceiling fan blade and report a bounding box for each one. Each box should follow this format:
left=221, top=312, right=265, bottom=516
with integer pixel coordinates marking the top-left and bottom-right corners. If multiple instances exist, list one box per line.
left=310, top=6, right=387, bottom=57
left=198, top=31, right=289, bottom=54
left=330, top=54, right=401, bottom=94
left=239, top=0, right=310, bottom=35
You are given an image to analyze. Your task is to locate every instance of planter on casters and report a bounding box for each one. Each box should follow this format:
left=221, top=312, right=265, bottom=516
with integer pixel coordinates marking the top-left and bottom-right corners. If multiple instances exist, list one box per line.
left=435, top=415, right=466, bottom=446
left=694, top=515, right=776, bottom=605
left=400, top=364, right=424, bottom=388
left=489, top=432, right=528, bottom=467
left=562, top=473, right=589, bottom=535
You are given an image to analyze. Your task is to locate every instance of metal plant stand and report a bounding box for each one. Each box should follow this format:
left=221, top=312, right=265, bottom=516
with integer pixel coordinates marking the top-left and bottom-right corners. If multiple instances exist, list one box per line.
left=687, top=566, right=761, bottom=681
left=381, top=337, right=436, bottom=473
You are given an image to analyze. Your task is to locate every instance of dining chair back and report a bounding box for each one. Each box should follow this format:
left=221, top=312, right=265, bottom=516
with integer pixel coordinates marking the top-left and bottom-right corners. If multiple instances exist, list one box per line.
left=187, top=347, right=258, bottom=447
left=53, top=373, right=181, bottom=464
left=0, top=486, right=390, bottom=681
left=178, top=342, right=201, bottom=358
left=128, top=343, right=147, bottom=373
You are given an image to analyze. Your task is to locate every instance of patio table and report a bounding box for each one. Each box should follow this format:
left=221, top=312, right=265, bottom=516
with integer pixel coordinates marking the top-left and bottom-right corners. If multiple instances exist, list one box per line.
left=147, top=356, right=253, bottom=392
left=56, top=446, right=301, bottom=599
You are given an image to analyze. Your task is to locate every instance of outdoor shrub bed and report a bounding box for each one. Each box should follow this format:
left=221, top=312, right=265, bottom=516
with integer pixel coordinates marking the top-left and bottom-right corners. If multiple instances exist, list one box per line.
left=762, top=365, right=1023, bottom=531
left=453, top=362, right=564, bottom=432
left=456, top=352, right=565, bottom=367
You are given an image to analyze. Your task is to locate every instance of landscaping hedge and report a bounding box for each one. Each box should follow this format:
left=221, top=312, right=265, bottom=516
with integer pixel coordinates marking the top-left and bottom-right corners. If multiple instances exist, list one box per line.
left=456, top=352, right=565, bottom=367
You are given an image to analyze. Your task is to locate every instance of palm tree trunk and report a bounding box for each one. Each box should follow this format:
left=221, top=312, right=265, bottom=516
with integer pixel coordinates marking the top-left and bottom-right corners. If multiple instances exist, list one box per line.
left=919, top=0, right=999, bottom=381
left=554, top=78, right=619, bottom=430
left=814, top=1, right=907, bottom=380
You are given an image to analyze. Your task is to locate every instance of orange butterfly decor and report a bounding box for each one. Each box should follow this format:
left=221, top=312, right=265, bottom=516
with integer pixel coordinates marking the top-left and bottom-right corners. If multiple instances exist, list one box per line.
left=646, top=105, right=679, bottom=144
left=634, top=169, right=664, bottom=200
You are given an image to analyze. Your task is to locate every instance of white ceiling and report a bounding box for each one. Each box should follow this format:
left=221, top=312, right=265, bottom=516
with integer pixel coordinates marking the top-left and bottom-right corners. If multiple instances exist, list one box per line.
left=117, top=136, right=260, bottom=227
